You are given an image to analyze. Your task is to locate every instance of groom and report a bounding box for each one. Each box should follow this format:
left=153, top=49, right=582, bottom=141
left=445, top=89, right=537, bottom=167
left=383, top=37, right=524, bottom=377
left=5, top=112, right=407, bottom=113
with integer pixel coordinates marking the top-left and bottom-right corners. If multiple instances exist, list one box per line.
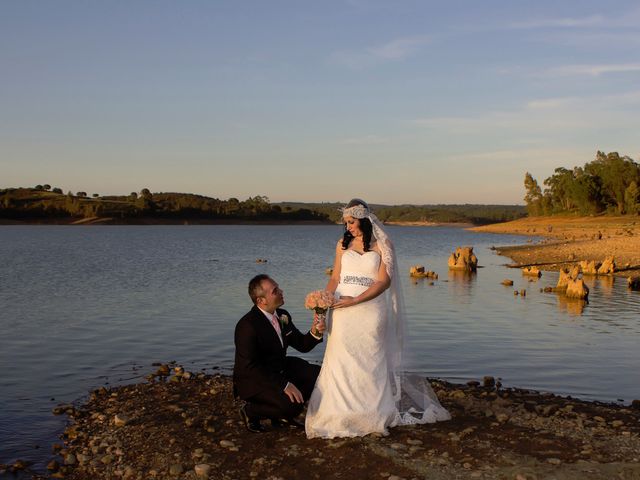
left=233, top=274, right=325, bottom=433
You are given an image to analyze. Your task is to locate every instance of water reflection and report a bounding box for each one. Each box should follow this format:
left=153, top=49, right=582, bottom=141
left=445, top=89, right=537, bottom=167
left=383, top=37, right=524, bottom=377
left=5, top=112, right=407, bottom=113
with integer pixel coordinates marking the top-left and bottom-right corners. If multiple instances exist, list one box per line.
left=594, top=276, right=615, bottom=297
left=556, top=295, right=588, bottom=316
left=446, top=270, right=477, bottom=297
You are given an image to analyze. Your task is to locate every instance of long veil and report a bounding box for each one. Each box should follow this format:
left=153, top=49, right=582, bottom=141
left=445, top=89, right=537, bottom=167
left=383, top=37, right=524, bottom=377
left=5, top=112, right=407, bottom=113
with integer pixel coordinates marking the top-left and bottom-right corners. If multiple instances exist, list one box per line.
left=343, top=202, right=451, bottom=424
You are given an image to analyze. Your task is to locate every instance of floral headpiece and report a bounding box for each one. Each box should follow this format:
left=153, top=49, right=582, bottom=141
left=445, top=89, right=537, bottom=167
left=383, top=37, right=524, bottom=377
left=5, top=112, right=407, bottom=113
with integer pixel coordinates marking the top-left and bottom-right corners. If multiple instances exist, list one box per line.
left=340, top=204, right=369, bottom=219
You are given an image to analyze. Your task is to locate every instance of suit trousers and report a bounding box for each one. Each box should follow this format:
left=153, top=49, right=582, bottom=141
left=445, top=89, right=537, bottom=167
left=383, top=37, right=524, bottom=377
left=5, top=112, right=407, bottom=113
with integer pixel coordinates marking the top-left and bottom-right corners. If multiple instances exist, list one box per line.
left=244, top=356, right=320, bottom=420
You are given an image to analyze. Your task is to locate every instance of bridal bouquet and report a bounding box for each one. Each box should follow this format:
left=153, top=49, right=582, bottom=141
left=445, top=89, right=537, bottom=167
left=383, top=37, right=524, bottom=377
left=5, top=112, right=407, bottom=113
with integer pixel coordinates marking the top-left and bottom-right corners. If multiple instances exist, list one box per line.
left=304, top=290, right=335, bottom=316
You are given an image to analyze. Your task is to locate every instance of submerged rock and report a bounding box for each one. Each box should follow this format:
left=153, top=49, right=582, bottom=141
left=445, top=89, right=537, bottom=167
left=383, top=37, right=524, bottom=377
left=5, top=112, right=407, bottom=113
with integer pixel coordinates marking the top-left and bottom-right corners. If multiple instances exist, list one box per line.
left=448, top=246, right=478, bottom=272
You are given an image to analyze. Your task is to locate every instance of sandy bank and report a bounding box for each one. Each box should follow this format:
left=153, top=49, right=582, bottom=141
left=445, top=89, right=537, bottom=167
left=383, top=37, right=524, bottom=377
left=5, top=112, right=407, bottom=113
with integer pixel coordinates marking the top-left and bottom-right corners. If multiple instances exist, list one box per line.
left=471, top=216, right=640, bottom=274
left=11, top=368, right=639, bottom=480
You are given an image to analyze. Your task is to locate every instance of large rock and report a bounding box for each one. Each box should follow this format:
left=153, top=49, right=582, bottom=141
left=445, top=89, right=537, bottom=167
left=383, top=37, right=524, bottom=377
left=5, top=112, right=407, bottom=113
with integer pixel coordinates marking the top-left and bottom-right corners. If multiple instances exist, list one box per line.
left=628, top=276, right=640, bottom=291
left=521, top=266, right=541, bottom=277
left=409, top=265, right=438, bottom=279
left=448, top=247, right=477, bottom=272
left=579, top=260, right=600, bottom=276
left=597, top=256, right=616, bottom=275
left=566, top=278, right=589, bottom=299
left=556, top=265, right=581, bottom=290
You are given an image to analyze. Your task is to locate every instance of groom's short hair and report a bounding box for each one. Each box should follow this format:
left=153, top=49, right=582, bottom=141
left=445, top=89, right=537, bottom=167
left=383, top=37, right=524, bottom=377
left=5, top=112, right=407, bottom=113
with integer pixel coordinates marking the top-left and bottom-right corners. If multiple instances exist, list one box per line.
left=248, top=274, right=272, bottom=304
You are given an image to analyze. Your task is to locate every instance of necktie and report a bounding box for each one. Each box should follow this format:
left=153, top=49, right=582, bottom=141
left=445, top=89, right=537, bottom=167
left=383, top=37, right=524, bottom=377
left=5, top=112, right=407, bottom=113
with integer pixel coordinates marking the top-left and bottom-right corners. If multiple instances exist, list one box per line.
left=270, top=313, right=283, bottom=346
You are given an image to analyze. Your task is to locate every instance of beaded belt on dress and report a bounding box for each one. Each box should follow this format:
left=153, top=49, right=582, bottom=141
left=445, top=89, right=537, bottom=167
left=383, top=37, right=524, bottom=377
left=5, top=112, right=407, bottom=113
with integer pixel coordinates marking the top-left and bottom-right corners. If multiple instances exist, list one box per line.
left=341, top=275, right=375, bottom=287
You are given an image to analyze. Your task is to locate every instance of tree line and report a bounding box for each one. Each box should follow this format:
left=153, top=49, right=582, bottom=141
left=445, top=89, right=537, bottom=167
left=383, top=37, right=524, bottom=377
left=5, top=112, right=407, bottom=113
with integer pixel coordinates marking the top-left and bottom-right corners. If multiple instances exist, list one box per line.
left=0, top=188, right=329, bottom=222
left=524, top=151, right=640, bottom=216
left=0, top=187, right=525, bottom=225
left=279, top=202, right=525, bottom=225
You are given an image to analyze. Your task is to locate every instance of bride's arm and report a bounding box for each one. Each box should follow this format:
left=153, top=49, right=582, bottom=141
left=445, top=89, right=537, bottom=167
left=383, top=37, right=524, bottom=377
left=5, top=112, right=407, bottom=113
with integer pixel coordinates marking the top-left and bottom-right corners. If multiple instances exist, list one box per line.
left=332, top=248, right=391, bottom=309
left=325, top=240, right=344, bottom=294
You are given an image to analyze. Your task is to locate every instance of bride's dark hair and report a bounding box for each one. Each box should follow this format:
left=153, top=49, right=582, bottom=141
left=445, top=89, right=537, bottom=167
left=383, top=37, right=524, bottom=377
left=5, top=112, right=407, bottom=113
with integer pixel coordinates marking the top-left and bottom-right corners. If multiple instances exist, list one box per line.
left=341, top=199, right=373, bottom=251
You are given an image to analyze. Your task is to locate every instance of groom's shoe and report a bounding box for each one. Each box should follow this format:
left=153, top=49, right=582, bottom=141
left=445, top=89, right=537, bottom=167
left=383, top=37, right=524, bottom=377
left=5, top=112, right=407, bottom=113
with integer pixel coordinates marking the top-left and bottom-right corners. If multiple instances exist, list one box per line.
left=239, top=405, right=265, bottom=433
left=272, top=417, right=304, bottom=429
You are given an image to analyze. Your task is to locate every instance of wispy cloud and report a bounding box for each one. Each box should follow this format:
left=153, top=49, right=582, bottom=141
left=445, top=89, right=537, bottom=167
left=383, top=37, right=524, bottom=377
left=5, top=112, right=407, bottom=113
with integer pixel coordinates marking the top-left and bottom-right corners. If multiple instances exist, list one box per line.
left=340, top=134, right=391, bottom=145
left=544, top=63, right=640, bottom=77
left=413, top=90, right=640, bottom=135
left=541, top=31, right=640, bottom=48
left=525, top=97, right=578, bottom=109
left=329, top=35, right=431, bottom=69
left=509, top=14, right=604, bottom=29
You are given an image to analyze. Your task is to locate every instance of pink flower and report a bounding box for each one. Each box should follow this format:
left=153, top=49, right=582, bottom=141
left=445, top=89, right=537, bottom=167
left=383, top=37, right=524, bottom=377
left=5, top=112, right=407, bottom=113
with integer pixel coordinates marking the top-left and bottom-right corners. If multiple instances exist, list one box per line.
left=304, top=290, right=335, bottom=314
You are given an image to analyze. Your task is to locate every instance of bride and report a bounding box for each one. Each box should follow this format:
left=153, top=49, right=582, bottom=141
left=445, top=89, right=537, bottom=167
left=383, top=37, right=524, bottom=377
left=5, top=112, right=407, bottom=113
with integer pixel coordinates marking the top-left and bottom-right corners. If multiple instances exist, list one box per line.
left=305, top=199, right=450, bottom=439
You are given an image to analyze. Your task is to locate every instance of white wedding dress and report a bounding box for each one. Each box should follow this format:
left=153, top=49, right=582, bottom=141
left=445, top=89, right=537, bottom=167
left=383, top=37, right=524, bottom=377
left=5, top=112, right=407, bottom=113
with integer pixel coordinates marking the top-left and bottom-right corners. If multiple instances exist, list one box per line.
left=305, top=250, right=450, bottom=439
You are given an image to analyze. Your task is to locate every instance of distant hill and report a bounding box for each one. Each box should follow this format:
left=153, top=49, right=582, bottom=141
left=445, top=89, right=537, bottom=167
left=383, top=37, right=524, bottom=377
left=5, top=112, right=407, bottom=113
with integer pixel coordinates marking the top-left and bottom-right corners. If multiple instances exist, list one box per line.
left=277, top=202, right=526, bottom=225
left=0, top=186, right=526, bottom=225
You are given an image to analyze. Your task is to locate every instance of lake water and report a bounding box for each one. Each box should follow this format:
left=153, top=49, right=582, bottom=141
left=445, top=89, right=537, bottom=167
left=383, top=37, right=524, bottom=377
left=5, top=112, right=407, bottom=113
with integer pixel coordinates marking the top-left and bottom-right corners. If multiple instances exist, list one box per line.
left=1, top=225, right=639, bottom=473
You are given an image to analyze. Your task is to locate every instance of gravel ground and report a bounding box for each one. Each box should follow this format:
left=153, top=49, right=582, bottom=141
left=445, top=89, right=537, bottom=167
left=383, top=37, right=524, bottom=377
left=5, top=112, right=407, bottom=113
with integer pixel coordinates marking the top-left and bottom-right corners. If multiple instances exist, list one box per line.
left=6, top=367, right=639, bottom=480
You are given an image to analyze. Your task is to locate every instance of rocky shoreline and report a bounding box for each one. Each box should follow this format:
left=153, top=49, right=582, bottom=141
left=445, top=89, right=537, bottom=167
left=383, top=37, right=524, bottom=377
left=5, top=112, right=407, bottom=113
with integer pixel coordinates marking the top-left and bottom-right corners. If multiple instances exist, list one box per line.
left=6, top=367, right=639, bottom=480
left=471, top=216, right=640, bottom=276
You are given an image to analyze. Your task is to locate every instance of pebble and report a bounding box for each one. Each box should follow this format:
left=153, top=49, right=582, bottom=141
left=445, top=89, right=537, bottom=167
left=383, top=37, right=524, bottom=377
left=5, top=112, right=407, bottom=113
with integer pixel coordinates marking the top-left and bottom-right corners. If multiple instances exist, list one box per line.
left=496, top=413, right=509, bottom=423
left=406, top=439, right=423, bottom=445
left=77, top=454, right=91, bottom=464
left=450, top=390, right=466, bottom=399
left=219, top=440, right=235, bottom=448
left=64, top=454, right=77, bottom=465
left=114, top=414, right=130, bottom=427
left=192, top=448, right=204, bottom=458
left=169, top=463, right=184, bottom=476
left=547, top=458, right=561, bottom=465
left=194, top=464, right=211, bottom=477
left=593, top=416, right=605, bottom=423
left=101, top=454, right=114, bottom=465
left=390, top=443, right=406, bottom=450
left=611, top=420, right=624, bottom=427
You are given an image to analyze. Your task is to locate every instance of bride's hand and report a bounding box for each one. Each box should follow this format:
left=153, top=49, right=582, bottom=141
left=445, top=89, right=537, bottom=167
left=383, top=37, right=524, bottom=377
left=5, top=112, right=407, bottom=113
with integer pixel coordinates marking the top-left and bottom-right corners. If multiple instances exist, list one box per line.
left=332, top=296, right=356, bottom=309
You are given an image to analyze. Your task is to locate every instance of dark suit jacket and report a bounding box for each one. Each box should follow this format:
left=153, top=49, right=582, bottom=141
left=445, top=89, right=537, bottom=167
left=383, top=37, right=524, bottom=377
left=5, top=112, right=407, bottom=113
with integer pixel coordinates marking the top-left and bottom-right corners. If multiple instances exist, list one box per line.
left=233, top=305, right=322, bottom=399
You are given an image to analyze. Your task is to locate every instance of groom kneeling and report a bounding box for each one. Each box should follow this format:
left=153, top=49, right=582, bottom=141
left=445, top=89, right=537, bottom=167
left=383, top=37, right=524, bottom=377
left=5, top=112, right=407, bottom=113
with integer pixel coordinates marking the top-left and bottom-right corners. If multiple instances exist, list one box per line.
left=233, top=274, right=324, bottom=433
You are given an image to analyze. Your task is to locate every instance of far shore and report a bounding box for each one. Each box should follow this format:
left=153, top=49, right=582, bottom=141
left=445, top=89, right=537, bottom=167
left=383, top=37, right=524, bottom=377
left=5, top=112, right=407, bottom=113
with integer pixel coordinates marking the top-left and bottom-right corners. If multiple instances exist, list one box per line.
left=0, top=217, right=476, bottom=227
left=470, top=215, right=640, bottom=275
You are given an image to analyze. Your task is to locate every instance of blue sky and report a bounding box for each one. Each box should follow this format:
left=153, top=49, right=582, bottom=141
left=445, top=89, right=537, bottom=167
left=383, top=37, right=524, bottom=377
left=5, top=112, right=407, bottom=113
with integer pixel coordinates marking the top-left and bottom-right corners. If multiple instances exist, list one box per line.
left=1, top=1, right=639, bottom=204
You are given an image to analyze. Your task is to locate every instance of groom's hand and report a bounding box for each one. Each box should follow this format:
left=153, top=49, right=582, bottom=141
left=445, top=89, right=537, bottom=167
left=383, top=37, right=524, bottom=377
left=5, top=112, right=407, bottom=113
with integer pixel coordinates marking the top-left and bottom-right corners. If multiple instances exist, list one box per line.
left=284, top=383, right=304, bottom=403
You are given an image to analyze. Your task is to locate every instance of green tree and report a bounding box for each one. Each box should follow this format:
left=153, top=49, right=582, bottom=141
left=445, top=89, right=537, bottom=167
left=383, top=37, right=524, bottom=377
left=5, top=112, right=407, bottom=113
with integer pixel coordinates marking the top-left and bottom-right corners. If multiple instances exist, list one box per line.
left=585, top=151, right=640, bottom=213
left=523, top=172, right=543, bottom=216
left=567, top=167, right=602, bottom=215
left=624, top=181, right=640, bottom=214
left=543, top=167, right=574, bottom=212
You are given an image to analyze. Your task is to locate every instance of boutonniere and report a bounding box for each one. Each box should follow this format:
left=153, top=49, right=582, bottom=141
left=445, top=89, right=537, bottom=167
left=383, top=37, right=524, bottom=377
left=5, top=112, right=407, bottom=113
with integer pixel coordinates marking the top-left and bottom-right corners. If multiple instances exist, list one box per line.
left=279, top=314, right=289, bottom=328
